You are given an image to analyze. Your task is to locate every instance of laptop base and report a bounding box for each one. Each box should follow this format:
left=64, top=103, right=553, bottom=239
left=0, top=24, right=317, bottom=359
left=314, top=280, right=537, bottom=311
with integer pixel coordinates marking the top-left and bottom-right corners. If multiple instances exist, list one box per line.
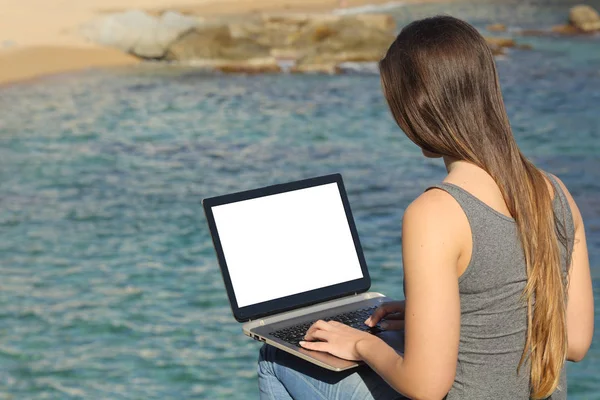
left=243, top=292, right=398, bottom=371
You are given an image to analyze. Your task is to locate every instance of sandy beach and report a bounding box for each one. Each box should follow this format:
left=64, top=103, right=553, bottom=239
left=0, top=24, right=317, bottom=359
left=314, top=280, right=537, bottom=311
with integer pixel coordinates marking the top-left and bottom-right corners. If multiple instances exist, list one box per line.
left=0, top=0, right=449, bottom=85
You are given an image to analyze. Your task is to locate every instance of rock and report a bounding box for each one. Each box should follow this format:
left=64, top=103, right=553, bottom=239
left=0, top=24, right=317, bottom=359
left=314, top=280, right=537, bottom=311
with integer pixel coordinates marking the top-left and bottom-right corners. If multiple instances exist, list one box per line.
left=290, top=62, right=341, bottom=74
left=229, top=14, right=307, bottom=50
left=484, top=37, right=516, bottom=48
left=569, top=5, right=600, bottom=32
left=230, top=13, right=395, bottom=62
left=518, top=25, right=588, bottom=37
left=487, top=23, right=507, bottom=32
left=483, top=36, right=534, bottom=54
left=270, top=48, right=304, bottom=59
left=551, top=24, right=582, bottom=35
left=215, top=60, right=282, bottom=74
left=163, top=24, right=281, bottom=72
left=80, top=10, right=200, bottom=59
left=488, top=43, right=505, bottom=56
left=288, top=14, right=396, bottom=74
left=517, top=29, right=549, bottom=36
left=354, top=14, right=397, bottom=32
left=518, top=6, right=600, bottom=37
left=165, top=25, right=271, bottom=61
left=483, top=36, right=515, bottom=55
left=82, top=10, right=397, bottom=74
left=297, top=47, right=388, bottom=65
left=293, top=17, right=394, bottom=49
left=260, top=13, right=395, bottom=33
left=180, top=57, right=282, bottom=74
left=289, top=17, right=396, bottom=69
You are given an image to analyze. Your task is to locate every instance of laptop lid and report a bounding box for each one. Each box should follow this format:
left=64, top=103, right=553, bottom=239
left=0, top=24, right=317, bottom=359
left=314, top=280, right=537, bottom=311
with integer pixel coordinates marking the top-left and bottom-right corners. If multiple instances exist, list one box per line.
left=202, top=174, right=371, bottom=322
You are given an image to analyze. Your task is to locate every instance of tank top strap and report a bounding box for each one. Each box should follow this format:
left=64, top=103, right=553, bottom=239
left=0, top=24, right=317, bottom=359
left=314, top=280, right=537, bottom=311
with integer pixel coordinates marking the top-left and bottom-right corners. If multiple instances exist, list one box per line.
left=426, top=182, right=475, bottom=215
left=426, top=182, right=515, bottom=224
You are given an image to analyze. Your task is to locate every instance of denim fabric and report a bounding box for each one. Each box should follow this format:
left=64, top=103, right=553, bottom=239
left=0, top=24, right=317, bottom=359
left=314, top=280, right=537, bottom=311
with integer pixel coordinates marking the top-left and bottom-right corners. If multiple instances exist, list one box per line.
left=257, top=344, right=403, bottom=400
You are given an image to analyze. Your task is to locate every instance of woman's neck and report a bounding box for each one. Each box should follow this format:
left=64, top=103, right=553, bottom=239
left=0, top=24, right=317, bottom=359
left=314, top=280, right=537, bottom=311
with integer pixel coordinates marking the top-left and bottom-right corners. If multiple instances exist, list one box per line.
left=443, top=156, right=467, bottom=173
left=442, top=157, right=496, bottom=186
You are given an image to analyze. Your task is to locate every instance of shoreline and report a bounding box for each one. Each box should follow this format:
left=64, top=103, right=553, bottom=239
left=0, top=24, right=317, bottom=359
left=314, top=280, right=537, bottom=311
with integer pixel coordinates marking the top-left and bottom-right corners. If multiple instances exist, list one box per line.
left=0, top=0, right=450, bottom=86
left=0, top=46, right=139, bottom=86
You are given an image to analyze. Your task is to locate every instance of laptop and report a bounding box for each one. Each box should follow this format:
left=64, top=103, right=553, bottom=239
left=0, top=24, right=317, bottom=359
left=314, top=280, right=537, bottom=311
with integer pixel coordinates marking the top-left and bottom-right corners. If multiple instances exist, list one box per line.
left=202, top=173, right=394, bottom=371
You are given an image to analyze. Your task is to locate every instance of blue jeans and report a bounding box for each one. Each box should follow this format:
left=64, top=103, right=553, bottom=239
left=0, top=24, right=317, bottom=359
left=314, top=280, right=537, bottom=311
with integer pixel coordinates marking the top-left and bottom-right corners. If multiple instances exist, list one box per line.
left=257, top=344, right=405, bottom=399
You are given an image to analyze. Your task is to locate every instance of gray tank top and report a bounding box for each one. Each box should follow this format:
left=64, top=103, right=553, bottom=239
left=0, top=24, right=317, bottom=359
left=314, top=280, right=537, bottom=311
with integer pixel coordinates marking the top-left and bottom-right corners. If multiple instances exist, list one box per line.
left=427, top=174, right=574, bottom=399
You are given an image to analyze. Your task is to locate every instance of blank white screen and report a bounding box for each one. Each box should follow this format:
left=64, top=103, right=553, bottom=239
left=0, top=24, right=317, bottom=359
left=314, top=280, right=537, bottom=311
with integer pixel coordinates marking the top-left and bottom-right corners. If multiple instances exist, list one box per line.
left=212, top=183, right=364, bottom=308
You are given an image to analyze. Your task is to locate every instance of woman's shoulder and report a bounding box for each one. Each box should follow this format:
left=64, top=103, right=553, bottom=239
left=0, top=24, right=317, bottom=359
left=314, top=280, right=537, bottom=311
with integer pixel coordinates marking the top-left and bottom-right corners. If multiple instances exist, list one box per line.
left=404, top=186, right=464, bottom=220
left=402, top=185, right=471, bottom=284
left=403, top=187, right=470, bottom=245
left=406, top=187, right=462, bottom=221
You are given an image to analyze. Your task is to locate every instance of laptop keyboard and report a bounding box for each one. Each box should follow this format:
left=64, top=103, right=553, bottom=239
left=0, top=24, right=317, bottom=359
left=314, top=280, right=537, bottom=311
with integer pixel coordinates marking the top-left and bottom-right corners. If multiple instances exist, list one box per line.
left=271, top=305, right=383, bottom=347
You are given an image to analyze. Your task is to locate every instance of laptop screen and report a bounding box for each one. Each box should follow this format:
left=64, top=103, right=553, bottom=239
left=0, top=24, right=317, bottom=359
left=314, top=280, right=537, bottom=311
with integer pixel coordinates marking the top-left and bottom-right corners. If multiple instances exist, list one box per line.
left=211, top=182, right=364, bottom=308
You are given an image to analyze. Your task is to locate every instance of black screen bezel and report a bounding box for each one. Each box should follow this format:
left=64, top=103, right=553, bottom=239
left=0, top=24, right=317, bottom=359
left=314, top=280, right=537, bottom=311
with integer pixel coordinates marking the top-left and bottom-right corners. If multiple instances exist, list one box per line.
left=202, top=173, right=371, bottom=322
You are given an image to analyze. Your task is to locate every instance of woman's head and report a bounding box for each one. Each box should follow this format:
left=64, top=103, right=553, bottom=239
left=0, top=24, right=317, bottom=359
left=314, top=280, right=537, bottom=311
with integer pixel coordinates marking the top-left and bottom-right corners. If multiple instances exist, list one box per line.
left=380, top=16, right=569, bottom=399
left=379, top=15, right=515, bottom=165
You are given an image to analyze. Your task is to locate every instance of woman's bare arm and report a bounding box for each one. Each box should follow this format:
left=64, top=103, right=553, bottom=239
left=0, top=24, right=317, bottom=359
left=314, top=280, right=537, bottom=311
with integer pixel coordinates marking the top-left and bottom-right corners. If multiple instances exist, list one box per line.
left=356, top=189, right=462, bottom=400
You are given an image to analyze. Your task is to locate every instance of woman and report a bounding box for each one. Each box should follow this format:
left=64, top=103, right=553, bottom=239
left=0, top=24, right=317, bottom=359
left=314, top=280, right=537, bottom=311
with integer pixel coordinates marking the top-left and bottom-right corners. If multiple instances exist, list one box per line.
left=258, top=16, right=594, bottom=399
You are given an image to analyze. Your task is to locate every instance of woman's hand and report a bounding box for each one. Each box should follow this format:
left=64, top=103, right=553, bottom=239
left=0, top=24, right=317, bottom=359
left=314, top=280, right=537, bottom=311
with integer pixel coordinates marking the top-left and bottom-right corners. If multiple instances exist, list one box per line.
left=365, top=301, right=406, bottom=330
left=299, top=320, right=376, bottom=361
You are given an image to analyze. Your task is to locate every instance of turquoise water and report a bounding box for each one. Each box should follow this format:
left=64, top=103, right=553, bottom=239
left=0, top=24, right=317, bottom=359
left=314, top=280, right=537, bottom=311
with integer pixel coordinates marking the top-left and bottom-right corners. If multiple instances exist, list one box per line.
left=0, top=2, right=599, bottom=399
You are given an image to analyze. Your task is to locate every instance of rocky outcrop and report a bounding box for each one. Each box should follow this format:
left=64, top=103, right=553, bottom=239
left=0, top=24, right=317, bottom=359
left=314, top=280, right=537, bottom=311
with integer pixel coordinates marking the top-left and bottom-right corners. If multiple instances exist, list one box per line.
left=81, top=11, right=396, bottom=73
left=569, top=5, right=600, bottom=32
left=518, top=4, right=600, bottom=36
left=214, top=61, right=282, bottom=74
left=289, top=16, right=397, bottom=72
left=80, top=10, right=200, bottom=59
left=486, top=24, right=507, bottom=32
left=483, top=37, right=523, bottom=55
left=290, top=62, right=341, bottom=75
left=485, top=37, right=516, bottom=49
left=229, top=13, right=396, bottom=63
left=550, top=24, right=582, bottom=35
left=491, top=4, right=600, bottom=38
left=486, top=44, right=505, bottom=56
left=550, top=5, right=600, bottom=35
left=163, top=24, right=281, bottom=72
left=81, top=10, right=529, bottom=74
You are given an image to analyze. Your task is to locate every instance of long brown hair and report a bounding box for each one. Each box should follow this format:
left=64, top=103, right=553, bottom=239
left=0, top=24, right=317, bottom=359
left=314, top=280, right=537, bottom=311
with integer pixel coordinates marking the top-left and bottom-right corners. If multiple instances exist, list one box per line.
left=379, top=16, right=568, bottom=398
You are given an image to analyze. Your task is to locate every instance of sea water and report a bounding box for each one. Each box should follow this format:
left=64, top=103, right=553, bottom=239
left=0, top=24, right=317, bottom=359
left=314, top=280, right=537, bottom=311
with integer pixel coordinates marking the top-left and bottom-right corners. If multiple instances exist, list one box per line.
left=0, top=1, right=599, bottom=398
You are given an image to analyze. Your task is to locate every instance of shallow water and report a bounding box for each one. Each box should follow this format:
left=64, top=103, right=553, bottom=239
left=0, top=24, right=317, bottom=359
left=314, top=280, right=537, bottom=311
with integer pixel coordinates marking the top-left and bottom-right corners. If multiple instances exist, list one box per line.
left=0, top=1, right=599, bottom=399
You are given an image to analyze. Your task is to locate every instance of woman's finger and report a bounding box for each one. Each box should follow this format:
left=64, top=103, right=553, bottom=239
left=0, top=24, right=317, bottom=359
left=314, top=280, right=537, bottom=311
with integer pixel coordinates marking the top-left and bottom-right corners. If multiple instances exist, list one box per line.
left=365, top=306, right=388, bottom=326
left=380, top=320, right=405, bottom=331
left=327, top=320, right=343, bottom=328
left=365, top=301, right=405, bottom=326
left=383, top=312, right=405, bottom=320
left=299, top=340, right=329, bottom=352
left=305, top=320, right=333, bottom=337
left=304, top=328, right=332, bottom=342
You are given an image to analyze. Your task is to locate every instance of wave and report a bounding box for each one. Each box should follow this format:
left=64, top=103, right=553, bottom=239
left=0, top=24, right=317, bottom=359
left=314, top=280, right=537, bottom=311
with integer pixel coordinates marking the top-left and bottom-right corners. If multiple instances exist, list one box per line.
left=332, top=1, right=406, bottom=15
left=338, top=61, right=380, bottom=74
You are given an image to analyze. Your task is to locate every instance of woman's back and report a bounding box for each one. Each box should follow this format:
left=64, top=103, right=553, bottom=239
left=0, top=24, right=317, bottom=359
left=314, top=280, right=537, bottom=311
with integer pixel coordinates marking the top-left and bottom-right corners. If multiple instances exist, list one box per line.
left=429, top=174, right=574, bottom=399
